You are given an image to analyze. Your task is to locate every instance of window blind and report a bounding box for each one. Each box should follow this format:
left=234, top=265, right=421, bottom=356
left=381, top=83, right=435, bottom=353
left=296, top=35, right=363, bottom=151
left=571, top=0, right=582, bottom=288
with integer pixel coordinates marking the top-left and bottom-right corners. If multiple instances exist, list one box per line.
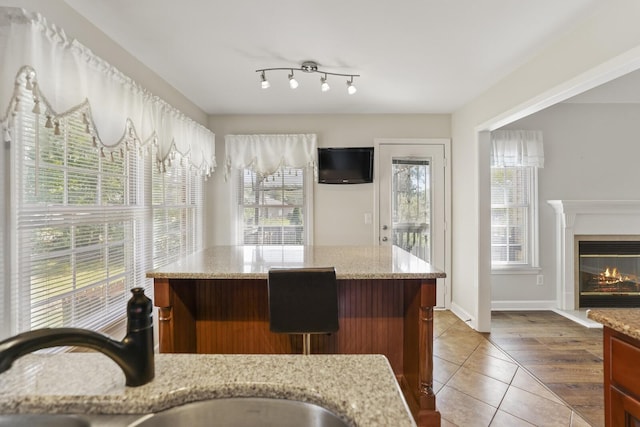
left=490, top=166, right=531, bottom=264
left=0, top=115, right=5, bottom=338
left=238, top=167, right=305, bottom=245
left=152, top=152, right=203, bottom=268
left=11, top=86, right=150, bottom=333
left=1, top=8, right=214, bottom=340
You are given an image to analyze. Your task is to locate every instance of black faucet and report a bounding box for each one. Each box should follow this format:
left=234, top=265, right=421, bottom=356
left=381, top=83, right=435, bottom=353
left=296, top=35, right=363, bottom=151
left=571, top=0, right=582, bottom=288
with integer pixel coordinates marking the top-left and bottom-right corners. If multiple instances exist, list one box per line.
left=0, top=287, right=154, bottom=386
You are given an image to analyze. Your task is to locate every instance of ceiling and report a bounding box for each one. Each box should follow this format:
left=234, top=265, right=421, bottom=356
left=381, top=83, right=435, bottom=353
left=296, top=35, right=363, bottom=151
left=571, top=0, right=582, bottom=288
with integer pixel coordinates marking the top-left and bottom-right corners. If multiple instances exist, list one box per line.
left=63, top=0, right=605, bottom=115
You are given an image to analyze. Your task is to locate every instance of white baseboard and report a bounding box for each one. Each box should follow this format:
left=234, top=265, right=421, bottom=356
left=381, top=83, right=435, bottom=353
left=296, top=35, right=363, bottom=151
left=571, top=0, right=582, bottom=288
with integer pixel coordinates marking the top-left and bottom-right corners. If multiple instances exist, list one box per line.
left=491, top=300, right=557, bottom=311
left=552, top=308, right=602, bottom=328
left=450, top=302, right=476, bottom=328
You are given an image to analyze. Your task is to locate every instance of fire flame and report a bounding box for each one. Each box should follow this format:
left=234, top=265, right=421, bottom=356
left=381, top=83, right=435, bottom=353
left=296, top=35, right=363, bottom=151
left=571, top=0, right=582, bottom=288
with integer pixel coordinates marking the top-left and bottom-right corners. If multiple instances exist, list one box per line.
left=604, top=267, right=619, bottom=278
left=599, top=267, right=633, bottom=283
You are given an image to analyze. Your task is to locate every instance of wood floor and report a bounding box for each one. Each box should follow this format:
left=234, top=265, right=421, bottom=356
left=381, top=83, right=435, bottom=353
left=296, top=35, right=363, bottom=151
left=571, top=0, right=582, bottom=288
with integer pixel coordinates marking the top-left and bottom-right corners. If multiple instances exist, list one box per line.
left=489, top=311, right=604, bottom=427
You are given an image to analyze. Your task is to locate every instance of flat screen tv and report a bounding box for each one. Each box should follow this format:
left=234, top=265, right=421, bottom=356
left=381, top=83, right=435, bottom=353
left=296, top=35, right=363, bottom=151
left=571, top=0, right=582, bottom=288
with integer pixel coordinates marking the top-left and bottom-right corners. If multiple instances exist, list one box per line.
left=317, top=147, right=374, bottom=184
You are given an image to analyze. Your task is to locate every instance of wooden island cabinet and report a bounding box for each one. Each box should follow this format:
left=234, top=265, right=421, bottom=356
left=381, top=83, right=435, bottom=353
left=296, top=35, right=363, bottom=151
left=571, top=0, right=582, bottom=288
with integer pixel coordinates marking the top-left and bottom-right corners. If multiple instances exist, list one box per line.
left=588, top=309, right=640, bottom=427
left=147, top=245, right=446, bottom=427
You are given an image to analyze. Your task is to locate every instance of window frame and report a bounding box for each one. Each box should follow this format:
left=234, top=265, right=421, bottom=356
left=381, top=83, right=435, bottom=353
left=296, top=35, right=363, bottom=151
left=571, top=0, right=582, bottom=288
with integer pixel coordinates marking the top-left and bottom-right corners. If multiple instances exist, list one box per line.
left=3, top=80, right=207, bottom=340
left=231, top=165, right=314, bottom=246
left=490, top=165, right=540, bottom=272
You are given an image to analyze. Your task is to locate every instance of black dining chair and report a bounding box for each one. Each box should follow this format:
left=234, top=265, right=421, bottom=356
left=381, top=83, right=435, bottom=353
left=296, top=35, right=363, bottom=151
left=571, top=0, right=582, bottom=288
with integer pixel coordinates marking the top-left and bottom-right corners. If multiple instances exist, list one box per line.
left=267, top=267, right=339, bottom=355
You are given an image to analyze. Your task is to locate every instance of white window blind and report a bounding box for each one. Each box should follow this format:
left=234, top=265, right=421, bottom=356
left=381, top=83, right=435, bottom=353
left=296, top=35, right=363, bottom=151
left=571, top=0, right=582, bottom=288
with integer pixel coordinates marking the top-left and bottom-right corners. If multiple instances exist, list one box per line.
left=237, top=166, right=306, bottom=245
left=0, top=114, right=5, bottom=338
left=490, top=166, right=532, bottom=265
left=12, top=85, right=148, bottom=333
left=490, top=129, right=543, bottom=269
left=152, top=152, right=203, bottom=267
left=0, top=9, right=215, bottom=340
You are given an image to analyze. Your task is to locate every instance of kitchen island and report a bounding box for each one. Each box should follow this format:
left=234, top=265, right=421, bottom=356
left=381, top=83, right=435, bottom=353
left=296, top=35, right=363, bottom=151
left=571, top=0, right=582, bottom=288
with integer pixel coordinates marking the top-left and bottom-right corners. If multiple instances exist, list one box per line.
left=0, top=353, right=416, bottom=426
left=587, top=309, right=640, bottom=427
left=147, top=245, right=445, bottom=427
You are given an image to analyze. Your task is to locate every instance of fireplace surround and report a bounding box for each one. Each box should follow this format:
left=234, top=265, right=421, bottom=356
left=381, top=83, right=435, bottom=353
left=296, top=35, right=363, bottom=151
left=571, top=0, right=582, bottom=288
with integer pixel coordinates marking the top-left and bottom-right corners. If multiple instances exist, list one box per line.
left=548, top=200, right=640, bottom=310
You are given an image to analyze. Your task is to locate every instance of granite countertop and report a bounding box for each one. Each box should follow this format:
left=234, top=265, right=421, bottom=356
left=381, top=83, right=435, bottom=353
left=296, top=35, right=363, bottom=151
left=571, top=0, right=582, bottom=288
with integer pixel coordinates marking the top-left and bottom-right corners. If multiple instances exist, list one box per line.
left=146, top=245, right=446, bottom=280
left=0, top=353, right=416, bottom=427
left=587, top=309, right=640, bottom=341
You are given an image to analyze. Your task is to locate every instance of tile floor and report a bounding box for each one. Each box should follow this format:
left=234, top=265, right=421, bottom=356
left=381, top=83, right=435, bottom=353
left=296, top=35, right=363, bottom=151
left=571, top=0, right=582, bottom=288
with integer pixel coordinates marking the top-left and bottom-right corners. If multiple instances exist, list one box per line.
left=433, top=310, right=594, bottom=427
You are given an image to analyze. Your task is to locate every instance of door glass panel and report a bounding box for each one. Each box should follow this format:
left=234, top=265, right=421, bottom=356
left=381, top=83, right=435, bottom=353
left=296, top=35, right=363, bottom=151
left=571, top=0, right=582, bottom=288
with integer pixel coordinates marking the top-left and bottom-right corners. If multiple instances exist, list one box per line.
left=392, top=159, right=430, bottom=263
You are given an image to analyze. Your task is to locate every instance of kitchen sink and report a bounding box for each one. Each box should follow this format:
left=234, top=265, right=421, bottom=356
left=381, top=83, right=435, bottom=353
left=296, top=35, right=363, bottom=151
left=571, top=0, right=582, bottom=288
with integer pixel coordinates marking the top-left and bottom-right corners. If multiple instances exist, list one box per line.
left=131, top=397, right=350, bottom=427
left=0, top=397, right=351, bottom=427
left=0, top=414, right=90, bottom=427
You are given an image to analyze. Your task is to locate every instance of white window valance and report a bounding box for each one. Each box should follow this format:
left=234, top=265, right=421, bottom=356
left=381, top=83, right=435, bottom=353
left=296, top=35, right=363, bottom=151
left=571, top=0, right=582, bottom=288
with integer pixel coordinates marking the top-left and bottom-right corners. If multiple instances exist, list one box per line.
left=0, top=7, right=215, bottom=175
left=224, top=134, right=317, bottom=180
left=490, top=130, right=544, bottom=168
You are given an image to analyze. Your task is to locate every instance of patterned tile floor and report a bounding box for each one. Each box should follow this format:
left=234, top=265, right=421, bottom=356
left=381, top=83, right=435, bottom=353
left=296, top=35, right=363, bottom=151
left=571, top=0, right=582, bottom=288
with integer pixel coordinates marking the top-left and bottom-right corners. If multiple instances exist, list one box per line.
left=433, top=310, right=599, bottom=427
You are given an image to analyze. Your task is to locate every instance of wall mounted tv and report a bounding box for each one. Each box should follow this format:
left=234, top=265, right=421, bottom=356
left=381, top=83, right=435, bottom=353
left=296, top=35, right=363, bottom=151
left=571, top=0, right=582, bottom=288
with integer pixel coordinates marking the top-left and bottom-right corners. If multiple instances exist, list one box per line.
left=317, top=147, right=374, bottom=184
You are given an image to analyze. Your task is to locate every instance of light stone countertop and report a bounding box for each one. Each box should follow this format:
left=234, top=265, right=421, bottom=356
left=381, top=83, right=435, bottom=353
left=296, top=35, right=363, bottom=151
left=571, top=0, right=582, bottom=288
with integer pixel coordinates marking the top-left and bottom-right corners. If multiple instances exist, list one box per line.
left=587, top=308, right=640, bottom=341
left=146, top=245, right=446, bottom=280
left=0, top=353, right=416, bottom=427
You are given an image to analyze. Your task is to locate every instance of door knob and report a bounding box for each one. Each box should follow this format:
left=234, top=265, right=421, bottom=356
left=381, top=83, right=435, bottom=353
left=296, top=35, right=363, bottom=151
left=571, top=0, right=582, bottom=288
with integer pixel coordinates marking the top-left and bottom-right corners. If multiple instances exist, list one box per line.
left=382, top=225, right=388, bottom=230
left=381, top=237, right=388, bottom=242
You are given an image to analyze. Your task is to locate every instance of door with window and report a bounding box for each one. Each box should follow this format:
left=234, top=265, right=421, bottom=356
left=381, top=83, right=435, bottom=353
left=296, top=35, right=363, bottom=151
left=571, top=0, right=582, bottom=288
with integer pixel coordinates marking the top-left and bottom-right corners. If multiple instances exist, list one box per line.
left=378, top=141, right=448, bottom=308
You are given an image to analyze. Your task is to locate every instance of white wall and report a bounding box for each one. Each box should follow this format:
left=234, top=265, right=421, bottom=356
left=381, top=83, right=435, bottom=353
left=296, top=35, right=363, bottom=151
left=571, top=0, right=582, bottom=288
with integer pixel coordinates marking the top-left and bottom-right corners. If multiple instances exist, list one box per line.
left=451, top=0, right=640, bottom=331
left=206, top=114, right=451, bottom=247
left=492, top=103, right=640, bottom=307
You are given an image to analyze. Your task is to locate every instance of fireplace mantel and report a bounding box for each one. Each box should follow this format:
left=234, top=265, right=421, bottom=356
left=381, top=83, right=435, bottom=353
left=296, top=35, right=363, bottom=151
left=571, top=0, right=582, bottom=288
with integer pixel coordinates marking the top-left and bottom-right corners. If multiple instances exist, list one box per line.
left=548, top=200, right=640, bottom=310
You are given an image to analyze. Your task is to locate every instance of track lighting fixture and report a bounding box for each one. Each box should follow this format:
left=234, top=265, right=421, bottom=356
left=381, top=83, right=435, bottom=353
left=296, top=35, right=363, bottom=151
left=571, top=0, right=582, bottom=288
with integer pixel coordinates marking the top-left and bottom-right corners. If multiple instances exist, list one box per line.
left=256, top=61, right=359, bottom=94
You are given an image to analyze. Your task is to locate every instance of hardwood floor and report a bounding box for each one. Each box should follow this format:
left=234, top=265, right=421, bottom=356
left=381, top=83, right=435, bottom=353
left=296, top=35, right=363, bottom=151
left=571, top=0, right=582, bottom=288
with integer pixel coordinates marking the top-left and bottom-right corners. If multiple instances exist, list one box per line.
left=433, top=310, right=603, bottom=426
left=489, top=311, right=604, bottom=427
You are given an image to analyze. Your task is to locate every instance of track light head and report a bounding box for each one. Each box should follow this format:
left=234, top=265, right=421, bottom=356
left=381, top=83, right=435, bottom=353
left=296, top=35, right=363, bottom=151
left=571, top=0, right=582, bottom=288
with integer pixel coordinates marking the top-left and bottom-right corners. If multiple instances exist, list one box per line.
left=288, top=71, right=299, bottom=89
left=347, top=77, right=357, bottom=95
left=320, top=74, right=330, bottom=92
left=260, top=71, right=270, bottom=89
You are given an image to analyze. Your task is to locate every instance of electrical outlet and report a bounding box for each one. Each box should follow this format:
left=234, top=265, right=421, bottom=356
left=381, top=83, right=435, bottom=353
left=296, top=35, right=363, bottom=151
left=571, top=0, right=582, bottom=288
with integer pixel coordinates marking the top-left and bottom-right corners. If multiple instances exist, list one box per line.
left=536, top=275, right=544, bottom=286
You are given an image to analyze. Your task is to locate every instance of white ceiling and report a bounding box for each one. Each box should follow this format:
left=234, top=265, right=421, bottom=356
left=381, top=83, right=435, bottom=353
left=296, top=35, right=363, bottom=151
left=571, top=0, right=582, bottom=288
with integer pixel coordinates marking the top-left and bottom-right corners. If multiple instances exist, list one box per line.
left=63, top=0, right=605, bottom=115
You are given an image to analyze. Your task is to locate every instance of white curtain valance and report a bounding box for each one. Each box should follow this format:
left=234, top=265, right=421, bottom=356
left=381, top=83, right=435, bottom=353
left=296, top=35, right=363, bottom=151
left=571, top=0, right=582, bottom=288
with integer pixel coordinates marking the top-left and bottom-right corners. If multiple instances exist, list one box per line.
left=490, top=129, right=544, bottom=168
left=224, top=134, right=317, bottom=180
left=0, top=7, right=215, bottom=175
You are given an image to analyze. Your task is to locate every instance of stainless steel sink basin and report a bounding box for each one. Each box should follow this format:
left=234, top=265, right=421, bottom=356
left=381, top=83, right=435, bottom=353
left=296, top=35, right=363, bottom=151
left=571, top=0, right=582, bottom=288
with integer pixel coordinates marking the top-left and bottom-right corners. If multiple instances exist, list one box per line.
left=0, top=414, right=90, bottom=427
left=132, top=397, right=350, bottom=427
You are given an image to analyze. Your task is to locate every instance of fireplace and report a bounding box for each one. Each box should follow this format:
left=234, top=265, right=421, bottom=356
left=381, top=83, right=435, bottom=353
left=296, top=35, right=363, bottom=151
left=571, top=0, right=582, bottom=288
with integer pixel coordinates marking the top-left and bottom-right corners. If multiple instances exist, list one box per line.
left=578, top=239, right=640, bottom=307
left=548, top=200, right=640, bottom=310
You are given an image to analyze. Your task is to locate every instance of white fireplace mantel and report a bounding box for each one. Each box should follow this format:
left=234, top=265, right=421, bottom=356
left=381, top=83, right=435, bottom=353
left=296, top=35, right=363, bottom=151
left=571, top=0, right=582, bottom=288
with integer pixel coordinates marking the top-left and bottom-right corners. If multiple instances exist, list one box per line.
left=548, top=200, right=640, bottom=310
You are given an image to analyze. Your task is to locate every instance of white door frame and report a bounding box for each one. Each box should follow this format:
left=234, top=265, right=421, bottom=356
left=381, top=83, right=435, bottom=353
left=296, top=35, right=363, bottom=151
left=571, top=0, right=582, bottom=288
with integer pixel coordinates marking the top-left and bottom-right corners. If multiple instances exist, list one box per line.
left=374, top=138, right=452, bottom=309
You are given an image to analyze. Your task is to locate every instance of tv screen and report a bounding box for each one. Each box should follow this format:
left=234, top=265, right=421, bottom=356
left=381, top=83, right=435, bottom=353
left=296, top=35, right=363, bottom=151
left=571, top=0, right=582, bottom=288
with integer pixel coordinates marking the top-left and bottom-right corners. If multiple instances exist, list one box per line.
left=317, top=147, right=374, bottom=184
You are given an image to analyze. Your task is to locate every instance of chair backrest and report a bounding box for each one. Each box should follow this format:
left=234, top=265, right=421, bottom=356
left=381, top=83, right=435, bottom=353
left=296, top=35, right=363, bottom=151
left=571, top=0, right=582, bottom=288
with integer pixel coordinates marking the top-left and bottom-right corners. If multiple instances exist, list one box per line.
left=267, top=267, right=339, bottom=334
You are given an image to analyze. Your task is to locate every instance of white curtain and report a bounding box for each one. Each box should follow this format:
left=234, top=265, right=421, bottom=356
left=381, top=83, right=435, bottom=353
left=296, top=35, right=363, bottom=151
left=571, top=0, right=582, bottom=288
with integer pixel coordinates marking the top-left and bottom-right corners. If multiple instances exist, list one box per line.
left=0, top=7, right=215, bottom=175
left=490, top=130, right=544, bottom=168
left=224, top=134, right=317, bottom=180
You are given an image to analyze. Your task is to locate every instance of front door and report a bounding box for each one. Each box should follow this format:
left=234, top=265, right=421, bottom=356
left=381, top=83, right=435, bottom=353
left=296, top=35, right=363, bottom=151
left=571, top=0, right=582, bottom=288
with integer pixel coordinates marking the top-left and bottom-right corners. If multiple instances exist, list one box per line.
left=377, top=141, right=448, bottom=308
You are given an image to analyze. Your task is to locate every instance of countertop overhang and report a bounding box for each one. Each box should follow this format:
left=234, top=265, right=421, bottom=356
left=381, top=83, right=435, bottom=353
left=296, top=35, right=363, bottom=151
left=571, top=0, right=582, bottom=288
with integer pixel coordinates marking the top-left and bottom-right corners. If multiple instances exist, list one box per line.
left=0, top=353, right=416, bottom=426
left=587, top=308, right=640, bottom=341
left=146, top=245, right=446, bottom=280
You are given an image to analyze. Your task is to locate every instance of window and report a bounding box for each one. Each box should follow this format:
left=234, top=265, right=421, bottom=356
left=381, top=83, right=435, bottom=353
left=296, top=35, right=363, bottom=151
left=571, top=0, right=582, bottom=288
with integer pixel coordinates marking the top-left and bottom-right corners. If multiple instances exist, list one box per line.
left=12, top=93, right=145, bottom=333
left=490, top=129, right=543, bottom=271
left=152, top=153, right=203, bottom=267
left=5, top=73, right=208, bottom=339
left=1, top=11, right=215, bottom=340
left=490, top=165, right=538, bottom=269
left=225, top=133, right=316, bottom=246
left=236, top=166, right=310, bottom=245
